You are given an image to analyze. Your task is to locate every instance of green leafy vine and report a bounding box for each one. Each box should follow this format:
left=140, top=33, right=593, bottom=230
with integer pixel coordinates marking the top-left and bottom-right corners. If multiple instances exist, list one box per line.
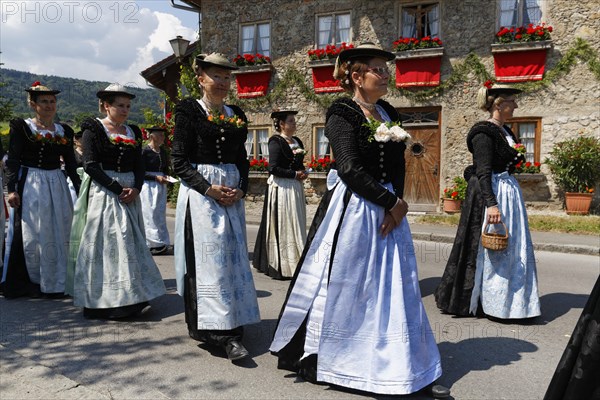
left=226, top=67, right=343, bottom=112
left=227, top=38, right=598, bottom=109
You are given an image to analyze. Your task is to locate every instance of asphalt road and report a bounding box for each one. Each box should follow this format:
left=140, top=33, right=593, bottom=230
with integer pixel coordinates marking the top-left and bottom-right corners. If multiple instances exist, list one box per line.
left=0, top=217, right=598, bottom=400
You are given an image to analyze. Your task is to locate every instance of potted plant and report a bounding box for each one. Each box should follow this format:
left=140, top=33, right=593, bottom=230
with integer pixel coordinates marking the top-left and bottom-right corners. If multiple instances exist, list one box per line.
left=391, top=36, right=443, bottom=88
left=545, top=136, right=600, bottom=215
left=231, top=53, right=273, bottom=98
left=307, top=43, right=353, bottom=93
left=492, top=23, right=553, bottom=82
left=441, top=176, right=467, bottom=213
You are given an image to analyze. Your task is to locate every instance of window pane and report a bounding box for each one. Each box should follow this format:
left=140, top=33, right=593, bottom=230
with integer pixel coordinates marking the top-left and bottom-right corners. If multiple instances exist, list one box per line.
left=523, top=0, right=542, bottom=25
left=318, top=15, right=333, bottom=47
left=500, top=0, right=518, bottom=28
left=258, top=129, right=269, bottom=160
left=426, top=4, right=439, bottom=37
left=401, top=9, right=417, bottom=37
left=257, top=23, right=270, bottom=56
left=315, top=127, right=329, bottom=158
left=245, top=132, right=254, bottom=159
left=242, top=25, right=255, bottom=54
left=336, top=13, right=351, bottom=45
left=518, top=122, right=536, bottom=163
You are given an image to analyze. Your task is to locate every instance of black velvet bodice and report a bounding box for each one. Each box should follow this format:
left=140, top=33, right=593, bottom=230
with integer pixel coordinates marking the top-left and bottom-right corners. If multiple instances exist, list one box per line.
left=268, top=135, right=306, bottom=179
left=465, top=121, right=524, bottom=207
left=142, top=145, right=169, bottom=180
left=171, top=98, right=249, bottom=195
left=325, top=97, right=406, bottom=211
left=81, top=118, right=144, bottom=194
left=5, top=118, right=80, bottom=193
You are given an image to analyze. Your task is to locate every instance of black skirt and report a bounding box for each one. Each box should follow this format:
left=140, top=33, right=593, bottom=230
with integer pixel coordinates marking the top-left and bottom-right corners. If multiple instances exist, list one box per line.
left=434, top=175, right=485, bottom=316
left=544, top=276, right=600, bottom=399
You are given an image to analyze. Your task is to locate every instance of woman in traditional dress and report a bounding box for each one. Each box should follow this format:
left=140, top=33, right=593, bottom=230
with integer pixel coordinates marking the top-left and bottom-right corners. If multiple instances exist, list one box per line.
left=434, top=82, right=541, bottom=320
left=69, top=83, right=166, bottom=319
left=269, top=43, right=449, bottom=398
left=172, top=53, right=260, bottom=361
left=544, top=275, right=600, bottom=399
left=253, top=110, right=308, bottom=279
left=1, top=82, right=80, bottom=298
left=140, top=126, right=171, bottom=255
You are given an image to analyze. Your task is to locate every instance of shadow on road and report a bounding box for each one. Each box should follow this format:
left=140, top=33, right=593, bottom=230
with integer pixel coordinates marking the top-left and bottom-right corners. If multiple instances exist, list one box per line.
left=419, top=276, right=441, bottom=298
left=538, top=292, right=591, bottom=323
left=438, top=336, right=538, bottom=390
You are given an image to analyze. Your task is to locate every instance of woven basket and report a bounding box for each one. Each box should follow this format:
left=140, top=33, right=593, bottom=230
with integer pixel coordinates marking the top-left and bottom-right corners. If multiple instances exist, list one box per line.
left=481, top=222, right=509, bottom=251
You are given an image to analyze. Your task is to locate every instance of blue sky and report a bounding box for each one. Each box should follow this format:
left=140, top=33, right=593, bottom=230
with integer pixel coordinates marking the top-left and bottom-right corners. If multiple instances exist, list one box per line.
left=1, top=1, right=200, bottom=87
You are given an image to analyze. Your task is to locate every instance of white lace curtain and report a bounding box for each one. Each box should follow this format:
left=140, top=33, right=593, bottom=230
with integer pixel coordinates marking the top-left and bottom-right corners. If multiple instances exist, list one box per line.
left=317, top=128, right=329, bottom=158
left=518, top=123, right=536, bottom=163
left=245, top=133, right=254, bottom=159
left=500, top=0, right=542, bottom=28
left=258, top=130, right=269, bottom=160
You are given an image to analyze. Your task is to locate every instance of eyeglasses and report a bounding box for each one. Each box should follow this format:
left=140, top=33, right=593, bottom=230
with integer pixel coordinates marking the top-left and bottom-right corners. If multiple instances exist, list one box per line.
left=365, top=67, right=390, bottom=76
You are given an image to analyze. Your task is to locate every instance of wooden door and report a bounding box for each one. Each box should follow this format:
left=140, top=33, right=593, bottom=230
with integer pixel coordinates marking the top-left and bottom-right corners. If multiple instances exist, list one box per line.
left=399, top=108, right=441, bottom=212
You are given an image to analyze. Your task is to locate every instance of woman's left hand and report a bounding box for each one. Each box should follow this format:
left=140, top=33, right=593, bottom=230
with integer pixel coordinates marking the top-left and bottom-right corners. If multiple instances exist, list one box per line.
left=296, top=170, right=308, bottom=181
left=380, top=213, right=397, bottom=237
left=119, top=187, right=139, bottom=204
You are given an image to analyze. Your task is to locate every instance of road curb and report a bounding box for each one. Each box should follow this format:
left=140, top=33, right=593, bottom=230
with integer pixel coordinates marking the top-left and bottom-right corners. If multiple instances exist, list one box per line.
left=169, top=212, right=599, bottom=257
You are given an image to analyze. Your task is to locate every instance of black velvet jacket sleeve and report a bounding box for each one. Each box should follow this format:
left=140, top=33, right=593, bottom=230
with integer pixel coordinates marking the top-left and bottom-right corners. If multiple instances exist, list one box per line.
left=81, top=118, right=145, bottom=195
left=171, top=99, right=249, bottom=195
left=467, top=121, right=523, bottom=208
left=267, top=136, right=306, bottom=179
left=5, top=118, right=81, bottom=193
left=325, top=98, right=406, bottom=211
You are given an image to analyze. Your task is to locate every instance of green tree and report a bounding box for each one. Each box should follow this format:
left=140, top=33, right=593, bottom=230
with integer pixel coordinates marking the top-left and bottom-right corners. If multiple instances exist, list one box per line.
left=0, top=56, right=14, bottom=122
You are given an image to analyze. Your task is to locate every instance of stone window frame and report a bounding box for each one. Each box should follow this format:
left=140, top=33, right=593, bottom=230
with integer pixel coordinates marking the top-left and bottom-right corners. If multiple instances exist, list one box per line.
left=312, top=124, right=332, bottom=159
left=246, top=126, right=272, bottom=161
left=496, top=0, right=546, bottom=30
left=239, top=21, right=271, bottom=57
left=398, top=2, right=441, bottom=40
left=315, top=10, right=353, bottom=48
left=506, top=117, right=542, bottom=163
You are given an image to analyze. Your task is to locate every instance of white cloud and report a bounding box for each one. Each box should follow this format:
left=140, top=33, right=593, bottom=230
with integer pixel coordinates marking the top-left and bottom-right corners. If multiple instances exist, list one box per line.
left=0, top=1, right=197, bottom=87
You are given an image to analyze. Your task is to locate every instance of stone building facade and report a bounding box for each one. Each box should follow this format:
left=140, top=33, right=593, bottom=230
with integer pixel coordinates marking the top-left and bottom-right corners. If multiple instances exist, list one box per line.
left=182, top=0, right=599, bottom=211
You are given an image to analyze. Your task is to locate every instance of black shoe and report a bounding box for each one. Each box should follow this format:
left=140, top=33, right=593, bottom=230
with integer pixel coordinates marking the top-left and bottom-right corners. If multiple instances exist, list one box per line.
left=425, top=383, right=451, bottom=399
left=298, top=354, right=318, bottom=383
left=189, top=330, right=205, bottom=342
left=150, top=245, right=168, bottom=255
left=224, top=340, right=249, bottom=361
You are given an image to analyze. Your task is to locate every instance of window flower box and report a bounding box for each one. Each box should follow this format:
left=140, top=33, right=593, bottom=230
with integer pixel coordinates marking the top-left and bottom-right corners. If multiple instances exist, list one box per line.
left=307, top=43, right=353, bottom=94
left=394, top=47, right=444, bottom=88
left=247, top=170, right=269, bottom=195
left=491, top=40, right=553, bottom=82
left=232, top=64, right=273, bottom=98
left=308, top=59, right=344, bottom=94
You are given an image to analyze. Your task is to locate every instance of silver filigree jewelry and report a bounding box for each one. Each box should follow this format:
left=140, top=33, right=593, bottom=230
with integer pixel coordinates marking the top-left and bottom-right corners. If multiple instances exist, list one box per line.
left=353, top=97, right=376, bottom=111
